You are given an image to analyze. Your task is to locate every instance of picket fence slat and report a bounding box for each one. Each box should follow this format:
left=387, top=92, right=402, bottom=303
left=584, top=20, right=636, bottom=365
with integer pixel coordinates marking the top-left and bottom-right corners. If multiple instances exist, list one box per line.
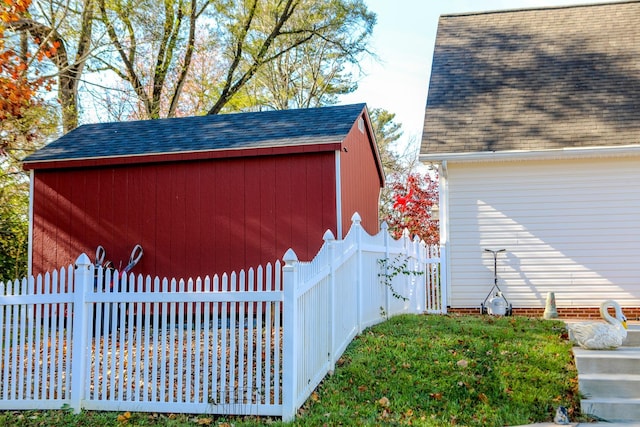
left=0, top=214, right=442, bottom=420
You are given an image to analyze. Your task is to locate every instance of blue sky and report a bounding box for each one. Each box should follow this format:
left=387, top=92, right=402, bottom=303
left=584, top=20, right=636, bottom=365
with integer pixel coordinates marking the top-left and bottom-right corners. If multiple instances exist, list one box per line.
left=339, top=0, right=610, bottom=155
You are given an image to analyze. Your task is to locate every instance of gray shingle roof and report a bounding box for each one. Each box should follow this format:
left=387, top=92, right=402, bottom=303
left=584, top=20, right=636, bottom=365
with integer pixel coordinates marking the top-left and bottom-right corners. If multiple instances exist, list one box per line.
left=24, top=103, right=367, bottom=163
left=421, top=1, right=640, bottom=157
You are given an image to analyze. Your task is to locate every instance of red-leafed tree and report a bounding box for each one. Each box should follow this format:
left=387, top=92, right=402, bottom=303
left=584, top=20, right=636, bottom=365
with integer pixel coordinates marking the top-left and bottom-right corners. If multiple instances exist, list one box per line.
left=383, top=171, right=439, bottom=245
left=0, top=0, right=58, bottom=127
left=0, top=0, right=37, bottom=125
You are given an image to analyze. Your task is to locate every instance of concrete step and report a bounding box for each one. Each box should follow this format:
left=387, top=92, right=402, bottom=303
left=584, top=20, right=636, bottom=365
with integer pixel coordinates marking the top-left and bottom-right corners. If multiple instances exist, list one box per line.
left=580, top=397, right=640, bottom=423
left=624, top=326, right=640, bottom=346
left=570, top=323, right=640, bottom=422
left=574, top=346, right=640, bottom=374
left=579, top=373, right=640, bottom=399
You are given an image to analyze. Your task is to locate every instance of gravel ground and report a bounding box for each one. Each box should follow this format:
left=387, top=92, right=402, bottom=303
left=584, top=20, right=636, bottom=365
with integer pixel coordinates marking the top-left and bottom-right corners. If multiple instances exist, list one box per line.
left=2, top=317, right=283, bottom=407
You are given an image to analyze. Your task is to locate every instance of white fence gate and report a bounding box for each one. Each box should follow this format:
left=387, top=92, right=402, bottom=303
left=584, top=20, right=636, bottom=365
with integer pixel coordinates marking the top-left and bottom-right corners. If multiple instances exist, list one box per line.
left=0, top=214, right=443, bottom=421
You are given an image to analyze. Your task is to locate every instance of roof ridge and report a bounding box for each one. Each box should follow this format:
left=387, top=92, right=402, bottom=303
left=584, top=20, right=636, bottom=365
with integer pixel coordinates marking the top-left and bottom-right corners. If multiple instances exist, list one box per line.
left=76, top=102, right=367, bottom=129
left=440, top=0, right=640, bottom=18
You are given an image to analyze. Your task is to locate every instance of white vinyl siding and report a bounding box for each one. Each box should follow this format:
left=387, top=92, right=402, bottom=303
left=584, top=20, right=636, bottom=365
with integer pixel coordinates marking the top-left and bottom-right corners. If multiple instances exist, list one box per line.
left=446, top=155, right=640, bottom=308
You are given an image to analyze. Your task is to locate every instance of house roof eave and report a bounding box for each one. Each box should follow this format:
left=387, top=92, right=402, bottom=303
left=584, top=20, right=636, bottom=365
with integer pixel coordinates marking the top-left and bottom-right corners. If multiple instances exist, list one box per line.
left=420, top=144, right=640, bottom=164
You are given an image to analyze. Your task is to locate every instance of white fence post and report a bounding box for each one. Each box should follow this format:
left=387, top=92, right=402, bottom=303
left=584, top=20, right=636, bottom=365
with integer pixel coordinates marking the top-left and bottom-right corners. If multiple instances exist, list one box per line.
left=440, top=244, right=448, bottom=314
left=281, top=248, right=298, bottom=422
left=402, top=229, right=411, bottom=312
left=380, top=222, right=391, bottom=318
left=416, top=238, right=427, bottom=313
left=412, top=236, right=424, bottom=313
left=351, top=213, right=364, bottom=334
left=323, top=230, right=337, bottom=373
left=70, top=253, right=92, bottom=413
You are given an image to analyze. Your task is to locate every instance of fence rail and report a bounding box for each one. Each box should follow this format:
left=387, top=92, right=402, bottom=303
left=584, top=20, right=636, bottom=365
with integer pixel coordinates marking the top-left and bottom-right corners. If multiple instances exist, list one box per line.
left=0, top=213, right=443, bottom=420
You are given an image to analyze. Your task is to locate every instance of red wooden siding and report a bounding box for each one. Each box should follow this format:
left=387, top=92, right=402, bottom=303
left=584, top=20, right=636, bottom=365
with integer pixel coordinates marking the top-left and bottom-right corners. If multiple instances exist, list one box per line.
left=31, top=152, right=338, bottom=279
left=339, top=115, right=384, bottom=237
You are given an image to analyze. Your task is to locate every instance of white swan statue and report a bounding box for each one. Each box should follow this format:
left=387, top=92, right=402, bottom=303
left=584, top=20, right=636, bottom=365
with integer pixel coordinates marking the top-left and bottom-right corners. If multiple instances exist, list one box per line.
left=568, top=300, right=628, bottom=350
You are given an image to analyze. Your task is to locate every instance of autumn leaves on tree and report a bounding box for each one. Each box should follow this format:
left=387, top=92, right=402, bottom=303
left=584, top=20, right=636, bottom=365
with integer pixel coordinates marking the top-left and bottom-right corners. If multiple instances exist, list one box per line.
left=385, top=172, right=439, bottom=246
left=1, top=0, right=36, bottom=124
left=370, top=109, right=440, bottom=246
left=1, top=0, right=58, bottom=145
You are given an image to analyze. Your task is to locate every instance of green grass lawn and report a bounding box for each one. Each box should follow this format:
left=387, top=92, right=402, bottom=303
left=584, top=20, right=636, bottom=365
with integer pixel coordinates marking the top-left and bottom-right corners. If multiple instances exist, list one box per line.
left=0, top=314, right=583, bottom=426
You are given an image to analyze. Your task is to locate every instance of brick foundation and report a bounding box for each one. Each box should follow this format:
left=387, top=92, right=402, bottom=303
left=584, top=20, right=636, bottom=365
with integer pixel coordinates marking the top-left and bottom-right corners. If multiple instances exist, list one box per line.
left=447, top=306, right=640, bottom=320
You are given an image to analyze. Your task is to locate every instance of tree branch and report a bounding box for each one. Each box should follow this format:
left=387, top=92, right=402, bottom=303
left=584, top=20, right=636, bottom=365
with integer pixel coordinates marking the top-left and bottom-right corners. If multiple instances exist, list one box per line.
left=207, top=0, right=302, bottom=115
left=168, top=0, right=198, bottom=117
left=97, top=0, right=151, bottom=115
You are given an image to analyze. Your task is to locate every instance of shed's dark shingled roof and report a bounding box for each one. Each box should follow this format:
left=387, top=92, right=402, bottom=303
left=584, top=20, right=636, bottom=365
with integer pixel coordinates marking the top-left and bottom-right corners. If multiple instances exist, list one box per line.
left=421, top=1, right=640, bottom=156
left=24, top=103, right=367, bottom=163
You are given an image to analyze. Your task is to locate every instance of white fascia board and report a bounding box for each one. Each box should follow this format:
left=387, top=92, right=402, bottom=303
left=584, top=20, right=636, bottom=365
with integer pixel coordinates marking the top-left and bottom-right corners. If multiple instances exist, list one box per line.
left=420, top=144, right=640, bottom=164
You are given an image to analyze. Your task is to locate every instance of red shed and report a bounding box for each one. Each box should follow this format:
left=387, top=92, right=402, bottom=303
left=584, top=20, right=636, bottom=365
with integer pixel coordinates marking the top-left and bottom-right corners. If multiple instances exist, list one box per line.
left=23, top=103, right=384, bottom=279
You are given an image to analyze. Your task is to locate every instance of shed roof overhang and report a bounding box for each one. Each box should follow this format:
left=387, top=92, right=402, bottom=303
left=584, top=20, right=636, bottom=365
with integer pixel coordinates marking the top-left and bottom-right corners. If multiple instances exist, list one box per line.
left=23, top=141, right=344, bottom=171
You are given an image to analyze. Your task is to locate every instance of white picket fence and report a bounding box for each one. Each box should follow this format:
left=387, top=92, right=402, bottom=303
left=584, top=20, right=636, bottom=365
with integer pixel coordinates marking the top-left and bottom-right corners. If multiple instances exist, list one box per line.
left=0, top=214, right=443, bottom=420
